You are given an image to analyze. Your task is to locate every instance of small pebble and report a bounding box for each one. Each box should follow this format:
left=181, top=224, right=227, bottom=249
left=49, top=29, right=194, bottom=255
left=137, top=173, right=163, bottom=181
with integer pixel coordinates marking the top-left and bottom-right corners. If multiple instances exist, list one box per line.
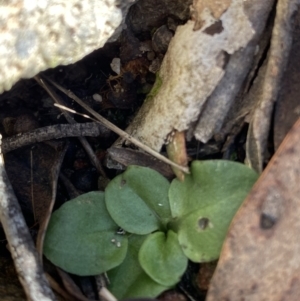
left=92, top=93, right=102, bottom=102
left=147, top=51, right=156, bottom=61
left=149, top=57, right=162, bottom=73
left=152, top=25, right=173, bottom=54
left=110, top=57, right=121, bottom=75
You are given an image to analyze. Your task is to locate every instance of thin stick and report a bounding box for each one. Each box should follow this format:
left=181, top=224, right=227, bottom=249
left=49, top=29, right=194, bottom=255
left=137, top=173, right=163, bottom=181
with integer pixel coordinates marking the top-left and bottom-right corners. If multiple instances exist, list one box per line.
left=30, top=149, right=36, bottom=222
left=35, top=76, right=107, bottom=177
left=99, top=287, right=117, bottom=301
left=246, top=0, right=299, bottom=172
left=2, top=122, right=108, bottom=153
left=0, top=134, right=56, bottom=301
left=44, top=76, right=190, bottom=174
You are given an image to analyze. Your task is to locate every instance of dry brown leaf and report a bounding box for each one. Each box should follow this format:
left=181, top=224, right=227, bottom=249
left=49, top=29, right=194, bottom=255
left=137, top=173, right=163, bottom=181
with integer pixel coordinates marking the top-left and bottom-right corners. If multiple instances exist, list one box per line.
left=166, top=130, right=188, bottom=181
left=206, top=117, right=300, bottom=301
left=196, top=262, right=217, bottom=291
left=5, top=141, right=66, bottom=224
left=107, top=147, right=174, bottom=179
left=245, top=0, right=299, bottom=173
left=4, top=140, right=68, bottom=260
left=36, top=142, right=68, bottom=258
left=56, top=269, right=97, bottom=301
left=274, top=7, right=300, bottom=150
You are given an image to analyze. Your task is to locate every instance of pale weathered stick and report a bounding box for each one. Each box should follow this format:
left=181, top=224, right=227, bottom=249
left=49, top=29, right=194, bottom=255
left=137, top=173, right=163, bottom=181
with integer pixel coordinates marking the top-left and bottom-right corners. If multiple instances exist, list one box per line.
left=99, top=287, right=117, bottom=301
left=0, top=134, right=57, bottom=301
left=44, top=76, right=190, bottom=174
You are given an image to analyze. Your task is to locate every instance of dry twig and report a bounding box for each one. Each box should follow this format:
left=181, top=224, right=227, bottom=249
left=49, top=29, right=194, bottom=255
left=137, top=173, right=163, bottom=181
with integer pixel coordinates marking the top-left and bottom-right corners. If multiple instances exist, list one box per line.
left=246, top=0, right=299, bottom=172
left=0, top=134, right=56, bottom=301
left=35, top=75, right=107, bottom=177
left=1, top=123, right=109, bottom=153
left=43, top=76, right=190, bottom=174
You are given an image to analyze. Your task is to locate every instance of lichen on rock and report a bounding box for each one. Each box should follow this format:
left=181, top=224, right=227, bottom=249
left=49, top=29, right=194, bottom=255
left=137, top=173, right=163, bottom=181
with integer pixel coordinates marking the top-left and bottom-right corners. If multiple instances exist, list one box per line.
left=0, top=0, right=136, bottom=93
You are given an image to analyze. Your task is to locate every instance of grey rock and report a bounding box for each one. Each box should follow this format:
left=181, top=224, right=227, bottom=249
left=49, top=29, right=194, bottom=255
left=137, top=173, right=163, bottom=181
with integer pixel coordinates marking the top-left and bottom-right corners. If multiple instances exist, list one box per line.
left=0, top=0, right=136, bottom=93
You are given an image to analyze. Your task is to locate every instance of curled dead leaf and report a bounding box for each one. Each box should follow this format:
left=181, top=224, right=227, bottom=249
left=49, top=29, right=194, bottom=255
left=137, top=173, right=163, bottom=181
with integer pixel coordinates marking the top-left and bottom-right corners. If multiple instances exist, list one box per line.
left=206, top=117, right=300, bottom=301
left=166, top=130, right=188, bottom=181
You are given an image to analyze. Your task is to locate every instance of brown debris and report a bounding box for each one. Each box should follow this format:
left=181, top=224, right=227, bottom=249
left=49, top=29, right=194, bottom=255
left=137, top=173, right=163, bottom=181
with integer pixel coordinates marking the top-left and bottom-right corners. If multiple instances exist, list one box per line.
left=246, top=0, right=299, bottom=173
left=1, top=123, right=109, bottom=154
left=0, top=136, right=57, bottom=301
left=166, top=130, right=188, bottom=181
left=107, top=147, right=174, bottom=179
left=196, top=262, right=217, bottom=291
left=206, top=117, right=300, bottom=301
left=274, top=6, right=300, bottom=150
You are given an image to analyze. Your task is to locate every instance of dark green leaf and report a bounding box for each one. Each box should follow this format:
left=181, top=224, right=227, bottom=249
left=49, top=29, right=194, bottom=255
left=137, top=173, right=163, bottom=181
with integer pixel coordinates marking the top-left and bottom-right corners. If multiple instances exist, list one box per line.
left=44, top=192, right=128, bottom=275
left=108, top=235, right=169, bottom=299
left=139, top=230, right=188, bottom=286
left=105, top=166, right=171, bottom=235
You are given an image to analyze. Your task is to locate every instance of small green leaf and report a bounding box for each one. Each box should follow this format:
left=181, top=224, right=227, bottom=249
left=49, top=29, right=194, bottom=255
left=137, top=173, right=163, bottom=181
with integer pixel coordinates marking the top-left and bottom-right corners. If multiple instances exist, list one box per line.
left=108, top=235, right=169, bottom=299
left=44, top=192, right=128, bottom=276
left=105, top=165, right=171, bottom=235
left=169, top=160, right=258, bottom=262
left=139, top=230, right=188, bottom=286
left=178, top=205, right=237, bottom=262
left=169, top=160, right=258, bottom=218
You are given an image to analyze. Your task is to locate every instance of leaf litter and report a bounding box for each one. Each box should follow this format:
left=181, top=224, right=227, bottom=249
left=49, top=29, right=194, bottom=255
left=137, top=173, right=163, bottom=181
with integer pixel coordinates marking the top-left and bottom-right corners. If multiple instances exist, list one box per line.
left=0, top=0, right=300, bottom=300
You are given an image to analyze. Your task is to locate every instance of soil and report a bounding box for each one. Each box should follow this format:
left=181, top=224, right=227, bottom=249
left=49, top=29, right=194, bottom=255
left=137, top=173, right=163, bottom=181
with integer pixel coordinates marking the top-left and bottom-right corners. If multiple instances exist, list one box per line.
left=1, top=0, right=298, bottom=300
